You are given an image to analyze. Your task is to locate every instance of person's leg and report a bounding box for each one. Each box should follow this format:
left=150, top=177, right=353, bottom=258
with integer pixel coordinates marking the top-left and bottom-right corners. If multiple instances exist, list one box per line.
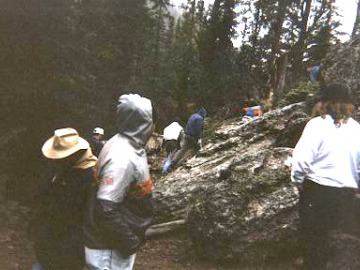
left=171, top=146, right=188, bottom=166
left=110, top=250, right=136, bottom=269
left=172, top=135, right=196, bottom=165
left=300, top=181, right=331, bottom=269
left=85, top=246, right=136, bottom=270
left=31, top=259, right=43, bottom=270
left=336, top=189, right=358, bottom=235
left=85, top=247, right=111, bottom=270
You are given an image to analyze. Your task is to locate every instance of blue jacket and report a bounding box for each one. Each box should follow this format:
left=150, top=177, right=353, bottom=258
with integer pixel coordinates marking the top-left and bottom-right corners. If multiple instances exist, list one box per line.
left=185, top=108, right=207, bottom=140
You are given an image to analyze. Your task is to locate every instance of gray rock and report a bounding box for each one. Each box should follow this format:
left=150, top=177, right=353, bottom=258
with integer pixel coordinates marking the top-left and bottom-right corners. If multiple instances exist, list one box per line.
left=153, top=102, right=310, bottom=259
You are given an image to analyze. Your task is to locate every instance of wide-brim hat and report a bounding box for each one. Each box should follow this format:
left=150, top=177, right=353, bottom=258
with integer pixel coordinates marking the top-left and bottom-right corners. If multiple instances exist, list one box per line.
left=42, top=127, right=90, bottom=159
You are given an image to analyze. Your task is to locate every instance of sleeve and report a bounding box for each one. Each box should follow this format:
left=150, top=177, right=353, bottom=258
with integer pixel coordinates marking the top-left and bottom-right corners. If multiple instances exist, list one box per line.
left=97, top=159, right=133, bottom=203
left=95, top=160, right=142, bottom=254
left=291, top=120, right=321, bottom=185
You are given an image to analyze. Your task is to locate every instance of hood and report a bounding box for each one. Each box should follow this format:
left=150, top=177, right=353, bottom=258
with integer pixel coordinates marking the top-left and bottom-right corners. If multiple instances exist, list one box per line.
left=116, top=94, right=153, bottom=148
left=197, top=107, right=207, bottom=118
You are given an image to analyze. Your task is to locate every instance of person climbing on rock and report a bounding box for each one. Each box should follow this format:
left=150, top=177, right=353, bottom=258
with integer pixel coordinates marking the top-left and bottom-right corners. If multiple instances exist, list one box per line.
left=161, top=117, right=184, bottom=173
left=32, top=128, right=97, bottom=270
left=291, top=82, right=360, bottom=269
left=162, top=107, right=207, bottom=174
left=162, top=117, right=184, bottom=157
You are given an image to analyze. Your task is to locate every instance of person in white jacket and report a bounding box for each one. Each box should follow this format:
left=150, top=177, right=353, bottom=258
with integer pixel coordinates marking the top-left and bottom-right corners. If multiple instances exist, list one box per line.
left=291, top=83, right=360, bottom=269
left=162, top=117, right=184, bottom=157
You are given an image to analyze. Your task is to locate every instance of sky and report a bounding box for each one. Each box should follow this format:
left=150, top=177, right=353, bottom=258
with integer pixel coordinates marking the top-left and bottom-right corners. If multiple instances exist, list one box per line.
left=170, top=0, right=358, bottom=46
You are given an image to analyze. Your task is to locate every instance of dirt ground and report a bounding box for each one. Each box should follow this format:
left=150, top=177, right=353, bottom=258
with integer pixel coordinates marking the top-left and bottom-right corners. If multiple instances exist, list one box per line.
left=0, top=222, right=299, bottom=270
left=0, top=223, right=239, bottom=270
left=0, top=200, right=299, bottom=270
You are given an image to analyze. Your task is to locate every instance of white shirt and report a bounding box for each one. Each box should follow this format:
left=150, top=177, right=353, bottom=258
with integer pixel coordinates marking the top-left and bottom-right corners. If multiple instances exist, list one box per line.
left=291, top=115, right=360, bottom=188
left=163, top=122, right=183, bottom=141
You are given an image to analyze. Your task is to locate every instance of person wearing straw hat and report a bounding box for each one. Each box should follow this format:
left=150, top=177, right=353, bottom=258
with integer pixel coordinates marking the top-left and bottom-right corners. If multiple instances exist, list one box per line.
left=32, top=127, right=97, bottom=270
left=291, top=83, right=360, bottom=269
left=84, top=94, right=156, bottom=270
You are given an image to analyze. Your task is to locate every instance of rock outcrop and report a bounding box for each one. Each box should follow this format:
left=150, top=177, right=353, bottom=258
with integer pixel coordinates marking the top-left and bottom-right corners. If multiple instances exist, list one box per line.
left=152, top=102, right=311, bottom=260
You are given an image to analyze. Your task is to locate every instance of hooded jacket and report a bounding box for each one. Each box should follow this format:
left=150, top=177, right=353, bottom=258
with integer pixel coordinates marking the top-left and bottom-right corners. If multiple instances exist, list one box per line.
left=185, top=108, right=207, bottom=140
left=84, top=94, right=154, bottom=254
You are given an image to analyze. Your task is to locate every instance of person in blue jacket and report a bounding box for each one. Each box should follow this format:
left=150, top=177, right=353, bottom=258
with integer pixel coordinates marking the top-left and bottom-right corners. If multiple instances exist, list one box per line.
left=162, top=107, right=207, bottom=174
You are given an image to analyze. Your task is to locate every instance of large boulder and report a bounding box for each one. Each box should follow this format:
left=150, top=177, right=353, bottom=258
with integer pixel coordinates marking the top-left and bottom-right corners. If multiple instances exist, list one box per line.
left=153, top=102, right=311, bottom=260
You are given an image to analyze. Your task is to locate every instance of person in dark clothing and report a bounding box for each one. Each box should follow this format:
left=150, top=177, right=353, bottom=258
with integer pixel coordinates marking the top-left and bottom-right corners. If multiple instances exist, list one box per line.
left=88, top=127, right=106, bottom=157
left=33, top=128, right=97, bottom=270
left=162, top=107, right=207, bottom=174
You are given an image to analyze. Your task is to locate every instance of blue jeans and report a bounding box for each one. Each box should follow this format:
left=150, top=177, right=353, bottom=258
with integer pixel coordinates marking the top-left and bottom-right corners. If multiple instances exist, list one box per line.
left=32, top=259, right=43, bottom=270
left=85, top=246, right=136, bottom=270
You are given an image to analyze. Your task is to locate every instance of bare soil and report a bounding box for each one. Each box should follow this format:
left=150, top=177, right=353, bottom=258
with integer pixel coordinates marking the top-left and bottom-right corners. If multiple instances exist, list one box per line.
left=0, top=201, right=298, bottom=270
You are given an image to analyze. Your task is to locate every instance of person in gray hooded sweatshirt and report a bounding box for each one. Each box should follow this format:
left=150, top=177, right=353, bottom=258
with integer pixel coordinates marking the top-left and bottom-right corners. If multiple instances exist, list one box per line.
left=84, top=94, right=155, bottom=270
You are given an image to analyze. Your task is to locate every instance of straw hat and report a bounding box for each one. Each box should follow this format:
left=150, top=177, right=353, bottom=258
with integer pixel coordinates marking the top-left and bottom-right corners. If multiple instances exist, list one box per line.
left=42, top=128, right=90, bottom=159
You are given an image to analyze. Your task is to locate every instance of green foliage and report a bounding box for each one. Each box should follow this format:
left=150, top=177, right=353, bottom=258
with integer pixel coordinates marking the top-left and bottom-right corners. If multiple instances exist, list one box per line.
left=0, top=0, right=347, bottom=203
left=278, top=81, right=319, bottom=108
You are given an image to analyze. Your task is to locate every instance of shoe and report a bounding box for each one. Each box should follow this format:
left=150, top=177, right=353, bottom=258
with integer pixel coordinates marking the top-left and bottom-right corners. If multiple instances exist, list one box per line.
left=162, top=158, right=173, bottom=174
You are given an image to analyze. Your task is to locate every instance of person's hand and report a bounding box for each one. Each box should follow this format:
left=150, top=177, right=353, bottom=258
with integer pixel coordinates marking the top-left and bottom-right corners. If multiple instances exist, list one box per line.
left=198, top=139, right=203, bottom=151
left=296, top=184, right=304, bottom=192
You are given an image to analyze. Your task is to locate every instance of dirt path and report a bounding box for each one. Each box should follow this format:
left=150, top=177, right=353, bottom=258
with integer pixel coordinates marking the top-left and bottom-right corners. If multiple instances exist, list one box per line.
left=0, top=200, right=298, bottom=270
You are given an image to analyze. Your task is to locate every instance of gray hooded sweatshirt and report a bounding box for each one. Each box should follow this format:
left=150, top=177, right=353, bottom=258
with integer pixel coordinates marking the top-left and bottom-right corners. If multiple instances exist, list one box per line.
left=85, top=94, right=154, bottom=254
left=97, top=94, right=154, bottom=202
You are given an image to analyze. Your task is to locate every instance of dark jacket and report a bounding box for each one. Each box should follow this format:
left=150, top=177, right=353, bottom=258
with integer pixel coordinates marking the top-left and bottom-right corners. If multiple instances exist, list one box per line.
left=185, top=108, right=207, bottom=140
left=88, top=137, right=104, bottom=157
left=34, top=166, right=97, bottom=270
left=84, top=94, right=154, bottom=255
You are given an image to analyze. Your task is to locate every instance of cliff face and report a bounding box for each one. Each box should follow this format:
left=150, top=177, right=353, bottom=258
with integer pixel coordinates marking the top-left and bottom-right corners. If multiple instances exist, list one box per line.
left=152, top=102, right=311, bottom=260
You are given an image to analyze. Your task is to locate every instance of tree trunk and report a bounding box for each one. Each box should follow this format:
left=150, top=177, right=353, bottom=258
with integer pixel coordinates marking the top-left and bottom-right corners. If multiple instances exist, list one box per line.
left=292, top=0, right=312, bottom=77
left=267, top=0, right=290, bottom=108
left=274, top=53, right=288, bottom=106
left=145, top=220, right=186, bottom=238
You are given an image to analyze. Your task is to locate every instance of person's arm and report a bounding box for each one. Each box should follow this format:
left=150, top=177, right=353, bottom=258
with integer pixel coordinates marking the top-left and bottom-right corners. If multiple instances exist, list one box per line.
left=191, top=117, right=204, bottom=139
left=96, top=162, right=142, bottom=254
left=291, top=120, right=320, bottom=185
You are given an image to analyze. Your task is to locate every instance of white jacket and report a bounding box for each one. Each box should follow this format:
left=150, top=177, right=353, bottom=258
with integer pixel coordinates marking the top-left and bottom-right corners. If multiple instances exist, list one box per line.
left=291, top=115, right=360, bottom=189
left=163, top=122, right=183, bottom=141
